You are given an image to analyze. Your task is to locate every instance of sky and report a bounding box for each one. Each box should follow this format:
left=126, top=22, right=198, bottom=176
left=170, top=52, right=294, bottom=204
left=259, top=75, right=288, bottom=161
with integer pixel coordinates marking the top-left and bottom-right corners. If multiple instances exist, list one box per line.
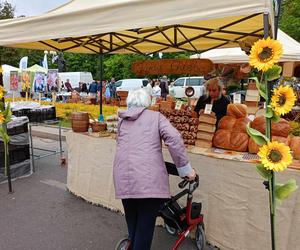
left=4, top=0, right=69, bottom=17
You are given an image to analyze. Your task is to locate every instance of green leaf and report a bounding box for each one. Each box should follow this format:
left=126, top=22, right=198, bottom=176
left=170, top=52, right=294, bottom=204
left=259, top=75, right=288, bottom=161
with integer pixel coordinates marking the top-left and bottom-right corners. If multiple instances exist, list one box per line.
left=251, top=77, right=267, bottom=100
left=265, top=107, right=274, bottom=118
left=246, top=124, right=269, bottom=146
left=271, top=112, right=281, bottom=123
left=0, top=126, right=10, bottom=144
left=265, top=65, right=282, bottom=81
left=275, top=179, right=298, bottom=202
left=256, top=164, right=272, bottom=179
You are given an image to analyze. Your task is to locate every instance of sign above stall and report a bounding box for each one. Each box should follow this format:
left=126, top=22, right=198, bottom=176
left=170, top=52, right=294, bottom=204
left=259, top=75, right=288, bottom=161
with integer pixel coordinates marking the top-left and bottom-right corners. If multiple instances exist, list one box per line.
left=132, top=58, right=214, bottom=76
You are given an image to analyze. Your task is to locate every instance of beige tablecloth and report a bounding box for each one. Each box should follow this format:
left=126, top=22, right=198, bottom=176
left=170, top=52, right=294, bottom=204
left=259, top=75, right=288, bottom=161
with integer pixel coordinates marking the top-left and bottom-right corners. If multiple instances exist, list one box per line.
left=66, top=131, right=300, bottom=250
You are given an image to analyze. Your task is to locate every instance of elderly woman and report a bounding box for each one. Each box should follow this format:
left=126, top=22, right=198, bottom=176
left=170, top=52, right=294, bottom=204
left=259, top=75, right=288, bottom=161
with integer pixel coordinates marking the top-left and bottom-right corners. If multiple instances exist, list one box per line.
left=194, top=77, right=230, bottom=124
left=113, top=88, right=196, bottom=250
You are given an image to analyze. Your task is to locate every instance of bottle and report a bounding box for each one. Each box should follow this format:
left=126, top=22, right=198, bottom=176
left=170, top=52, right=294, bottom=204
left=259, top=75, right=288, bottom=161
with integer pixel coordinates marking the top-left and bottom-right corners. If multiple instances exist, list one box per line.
left=88, top=126, right=93, bottom=135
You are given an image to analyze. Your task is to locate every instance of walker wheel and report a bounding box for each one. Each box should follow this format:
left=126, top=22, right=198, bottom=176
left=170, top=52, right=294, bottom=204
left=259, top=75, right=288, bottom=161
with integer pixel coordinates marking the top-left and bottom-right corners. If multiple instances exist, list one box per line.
left=195, top=224, right=206, bottom=250
left=115, top=237, right=130, bottom=250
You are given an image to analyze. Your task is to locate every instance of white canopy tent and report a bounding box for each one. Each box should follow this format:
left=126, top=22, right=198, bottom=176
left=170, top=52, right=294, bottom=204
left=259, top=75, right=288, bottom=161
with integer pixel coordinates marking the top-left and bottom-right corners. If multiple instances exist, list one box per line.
left=190, top=29, right=300, bottom=63
left=0, top=0, right=275, bottom=54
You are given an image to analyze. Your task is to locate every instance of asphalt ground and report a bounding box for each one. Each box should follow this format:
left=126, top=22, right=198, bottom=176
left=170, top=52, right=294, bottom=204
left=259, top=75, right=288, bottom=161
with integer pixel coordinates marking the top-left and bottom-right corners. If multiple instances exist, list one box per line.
left=0, top=137, right=218, bottom=250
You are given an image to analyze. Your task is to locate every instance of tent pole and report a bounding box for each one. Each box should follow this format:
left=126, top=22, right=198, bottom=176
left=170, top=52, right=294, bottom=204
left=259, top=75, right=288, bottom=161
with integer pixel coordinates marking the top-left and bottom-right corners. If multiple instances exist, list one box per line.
left=274, top=0, right=282, bottom=39
left=98, top=50, right=103, bottom=120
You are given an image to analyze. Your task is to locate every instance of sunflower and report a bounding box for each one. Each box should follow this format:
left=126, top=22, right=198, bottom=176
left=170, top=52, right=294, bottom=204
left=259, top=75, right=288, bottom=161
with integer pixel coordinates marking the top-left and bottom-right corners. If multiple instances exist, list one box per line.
left=249, top=37, right=283, bottom=72
left=258, top=141, right=292, bottom=172
left=271, top=85, right=296, bottom=115
left=0, top=113, right=4, bottom=124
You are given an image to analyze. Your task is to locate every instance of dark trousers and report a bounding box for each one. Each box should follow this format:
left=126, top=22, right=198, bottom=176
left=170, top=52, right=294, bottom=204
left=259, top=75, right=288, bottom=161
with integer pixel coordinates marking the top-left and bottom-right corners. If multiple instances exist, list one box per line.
left=122, top=198, right=165, bottom=250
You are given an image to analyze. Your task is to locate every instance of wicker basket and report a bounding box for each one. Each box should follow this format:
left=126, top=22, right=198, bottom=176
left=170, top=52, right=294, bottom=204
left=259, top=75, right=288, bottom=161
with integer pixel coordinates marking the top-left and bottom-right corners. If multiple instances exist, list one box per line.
left=91, top=122, right=107, bottom=132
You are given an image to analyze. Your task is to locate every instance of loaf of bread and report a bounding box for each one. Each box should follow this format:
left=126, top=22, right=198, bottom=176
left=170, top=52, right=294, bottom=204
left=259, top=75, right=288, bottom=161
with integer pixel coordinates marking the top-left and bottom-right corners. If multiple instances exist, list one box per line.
left=230, top=132, right=249, bottom=152
left=213, top=129, right=249, bottom=152
left=251, top=116, right=290, bottom=137
left=189, top=125, right=198, bottom=133
left=199, top=114, right=217, bottom=125
left=195, top=139, right=212, bottom=148
left=189, top=118, right=199, bottom=126
left=227, top=104, right=248, bottom=118
left=248, top=136, right=289, bottom=154
left=197, top=131, right=214, bottom=141
left=232, top=117, right=250, bottom=133
left=218, top=116, right=236, bottom=130
left=198, top=123, right=216, bottom=133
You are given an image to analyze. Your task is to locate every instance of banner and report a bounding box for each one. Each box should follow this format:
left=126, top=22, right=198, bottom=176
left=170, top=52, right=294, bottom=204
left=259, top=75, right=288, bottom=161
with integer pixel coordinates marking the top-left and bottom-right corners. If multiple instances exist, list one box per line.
left=47, top=69, right=58, bottom=91
left=21, top=71, right=31, bottom=92
left=19, top=56, right=28, bottom=70
left=34, top=72, right=46, bottom=93
left=132, top=58, right=214, bottom=76
left=42, top=53, right=48, bottom=69
left=9, top=71, right=19, bottom=91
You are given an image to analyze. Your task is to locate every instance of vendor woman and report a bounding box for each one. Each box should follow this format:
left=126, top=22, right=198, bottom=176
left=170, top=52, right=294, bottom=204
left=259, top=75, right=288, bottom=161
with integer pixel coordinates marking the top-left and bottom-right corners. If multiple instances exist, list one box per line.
left=194, top=77, right=230, bottom=124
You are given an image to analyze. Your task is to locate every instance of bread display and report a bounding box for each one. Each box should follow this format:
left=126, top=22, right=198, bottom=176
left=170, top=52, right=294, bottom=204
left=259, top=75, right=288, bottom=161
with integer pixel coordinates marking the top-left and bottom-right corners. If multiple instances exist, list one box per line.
left=197, top=131, right=214, bottom=141
left=195, top=139, right=212, bottom=148
left=199, top=114, right=217, bottom=125
left=213, top=104, right=249, bottom=152
left=198, top=123, right=216, bottom=133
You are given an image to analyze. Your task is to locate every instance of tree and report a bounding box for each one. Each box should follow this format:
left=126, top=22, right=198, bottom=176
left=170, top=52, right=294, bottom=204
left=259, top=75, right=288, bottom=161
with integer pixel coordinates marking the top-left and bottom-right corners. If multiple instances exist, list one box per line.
left=279, top=0, right=300, bottom=42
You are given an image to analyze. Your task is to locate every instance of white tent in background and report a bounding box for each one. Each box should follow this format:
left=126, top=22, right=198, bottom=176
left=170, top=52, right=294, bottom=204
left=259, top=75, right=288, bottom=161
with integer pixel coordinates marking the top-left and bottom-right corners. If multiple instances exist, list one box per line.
left=190, top=30, right=300, bottom=63
left=2, top=64, right=20, bottom=92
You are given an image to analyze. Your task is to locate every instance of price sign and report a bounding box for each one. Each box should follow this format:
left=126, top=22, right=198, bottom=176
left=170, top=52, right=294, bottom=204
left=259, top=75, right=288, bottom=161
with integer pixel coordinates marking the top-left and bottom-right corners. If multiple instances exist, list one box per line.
left=233, top=93, right=241, bottom=104
left=204, top=104, right=213, bottom=114
left=175, top=100, right=183, bottom=110
left=151, top=97, right=157, bottom=106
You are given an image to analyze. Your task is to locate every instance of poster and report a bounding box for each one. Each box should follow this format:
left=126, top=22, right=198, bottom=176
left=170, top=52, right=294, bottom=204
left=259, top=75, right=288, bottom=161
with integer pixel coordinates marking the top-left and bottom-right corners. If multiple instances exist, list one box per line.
left=21, top=71, right=31, bottom=92
left=10, top=71, right=19, bottom=91
left=47, top=69, right=58, bottom=91
left=34, top=72, right=46, bottom=92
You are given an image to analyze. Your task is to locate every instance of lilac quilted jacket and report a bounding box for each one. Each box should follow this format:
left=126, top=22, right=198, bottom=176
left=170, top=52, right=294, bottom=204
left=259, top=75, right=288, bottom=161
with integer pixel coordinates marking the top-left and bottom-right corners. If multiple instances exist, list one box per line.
left=113, top=107, right=192, bottom=199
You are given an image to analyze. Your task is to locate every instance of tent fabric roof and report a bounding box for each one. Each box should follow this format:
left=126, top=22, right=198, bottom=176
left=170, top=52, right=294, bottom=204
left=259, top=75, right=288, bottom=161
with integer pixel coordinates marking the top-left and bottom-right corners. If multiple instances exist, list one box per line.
left=0, top=0, right=274, bottom=54
left=24, top=64, right=48, bottom=73
left=191, top=30, right=300, bottom=63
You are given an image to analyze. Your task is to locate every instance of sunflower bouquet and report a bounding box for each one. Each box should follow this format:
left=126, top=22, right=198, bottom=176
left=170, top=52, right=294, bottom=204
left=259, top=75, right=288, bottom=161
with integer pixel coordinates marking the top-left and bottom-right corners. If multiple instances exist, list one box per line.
left=246, top=37, right=297, bottom=249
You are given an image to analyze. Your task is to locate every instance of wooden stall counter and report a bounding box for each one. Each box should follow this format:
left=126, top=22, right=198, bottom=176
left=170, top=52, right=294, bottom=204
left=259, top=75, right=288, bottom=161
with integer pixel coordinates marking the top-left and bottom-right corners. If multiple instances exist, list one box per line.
left=66, top=131, right=300, bottom=250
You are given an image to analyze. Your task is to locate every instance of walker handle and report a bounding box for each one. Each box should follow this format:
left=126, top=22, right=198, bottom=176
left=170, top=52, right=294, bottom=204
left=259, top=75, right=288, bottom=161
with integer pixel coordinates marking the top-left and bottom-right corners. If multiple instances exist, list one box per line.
left=178, top=179, right=189, bottom=189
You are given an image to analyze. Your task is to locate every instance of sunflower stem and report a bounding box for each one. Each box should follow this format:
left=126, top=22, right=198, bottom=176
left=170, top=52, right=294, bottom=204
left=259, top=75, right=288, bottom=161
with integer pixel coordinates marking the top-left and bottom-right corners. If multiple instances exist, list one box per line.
left=265, top=79, right=276, bottom=250
left=2, top=123, right=12, bottom=193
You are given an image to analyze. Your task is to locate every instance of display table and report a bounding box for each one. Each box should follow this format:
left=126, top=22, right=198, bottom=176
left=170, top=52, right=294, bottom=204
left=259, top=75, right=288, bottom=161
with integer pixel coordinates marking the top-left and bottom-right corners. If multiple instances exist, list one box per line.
left=66, top=131, right=300, bottom=250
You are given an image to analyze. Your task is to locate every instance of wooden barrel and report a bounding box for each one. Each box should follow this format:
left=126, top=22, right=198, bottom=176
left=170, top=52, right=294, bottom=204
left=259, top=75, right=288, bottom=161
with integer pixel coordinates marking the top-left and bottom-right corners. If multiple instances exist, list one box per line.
left=71, top=112, right=89, bottom=132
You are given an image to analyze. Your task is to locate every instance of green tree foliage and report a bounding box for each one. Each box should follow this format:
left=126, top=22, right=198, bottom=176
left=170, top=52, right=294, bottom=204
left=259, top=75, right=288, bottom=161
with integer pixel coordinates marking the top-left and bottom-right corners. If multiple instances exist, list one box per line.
left=280, top=0, right=300, bottom=42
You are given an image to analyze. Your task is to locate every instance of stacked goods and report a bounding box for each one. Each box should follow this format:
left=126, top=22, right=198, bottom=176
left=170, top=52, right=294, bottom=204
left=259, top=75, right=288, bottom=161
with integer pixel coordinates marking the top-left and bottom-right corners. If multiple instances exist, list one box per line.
left=213, top=104, right=250, bottom=152
left=248, top=116, right=291, bottom=153
left=195, top=113, right=217, bottom=148
left=106, top=115, right=119, bottom=133
left=160, top=109, right=199, bottom=145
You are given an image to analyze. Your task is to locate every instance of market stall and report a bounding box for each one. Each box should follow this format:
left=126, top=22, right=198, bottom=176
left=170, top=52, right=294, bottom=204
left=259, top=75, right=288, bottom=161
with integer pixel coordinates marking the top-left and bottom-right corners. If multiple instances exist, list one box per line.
left=66, top=131, right=300, bottom=250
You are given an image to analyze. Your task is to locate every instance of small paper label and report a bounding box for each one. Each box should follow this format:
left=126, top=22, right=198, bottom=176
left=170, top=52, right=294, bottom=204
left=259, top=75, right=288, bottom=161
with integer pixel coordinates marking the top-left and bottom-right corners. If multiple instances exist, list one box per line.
left=151, top=97, right=157, bottom=106
left=233, top=93, right=241, bottom=104
left=175, top=100, right=183, bottom=110
left=204, top=104, right=213, bottom=114
left=263, top=102, right=266, bottom=109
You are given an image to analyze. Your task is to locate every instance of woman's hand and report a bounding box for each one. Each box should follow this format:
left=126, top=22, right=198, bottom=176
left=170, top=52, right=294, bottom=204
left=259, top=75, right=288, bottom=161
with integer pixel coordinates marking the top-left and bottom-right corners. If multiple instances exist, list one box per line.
left=186, top=169, right=196, bottom=181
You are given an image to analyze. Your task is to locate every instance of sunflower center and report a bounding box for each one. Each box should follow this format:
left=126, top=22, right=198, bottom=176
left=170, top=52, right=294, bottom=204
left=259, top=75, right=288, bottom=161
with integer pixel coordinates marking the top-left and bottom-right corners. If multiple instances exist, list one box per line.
left=258, top=47, right=273, bottom=61
left=278, top=94, right=286, bottom=106
left=268, top=149, right=282, bottom=163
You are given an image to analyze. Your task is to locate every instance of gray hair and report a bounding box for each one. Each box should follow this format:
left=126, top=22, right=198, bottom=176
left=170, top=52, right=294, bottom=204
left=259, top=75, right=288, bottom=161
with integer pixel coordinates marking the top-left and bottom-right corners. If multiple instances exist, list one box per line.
left=126, top=88, right=151, bottom=108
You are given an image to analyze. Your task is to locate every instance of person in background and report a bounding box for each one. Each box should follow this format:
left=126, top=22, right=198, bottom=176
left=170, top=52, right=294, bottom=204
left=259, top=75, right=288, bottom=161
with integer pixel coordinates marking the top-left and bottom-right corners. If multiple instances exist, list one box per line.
left=144, top=80, right=153, bottom=96
left=114, top=89, right=196, bottom=250
left=81, top=82, right=88, bottom=93
left=152, top=81, right=161, bottom=98
left=65, top=79, right=73, bottom=92
left=89, top=80, right=98, bottom=97
left=108, top=78, right=117, bottom=99
left=194, top=77, right=230, bottom=125
left=160, top=75, right=169, bottom=100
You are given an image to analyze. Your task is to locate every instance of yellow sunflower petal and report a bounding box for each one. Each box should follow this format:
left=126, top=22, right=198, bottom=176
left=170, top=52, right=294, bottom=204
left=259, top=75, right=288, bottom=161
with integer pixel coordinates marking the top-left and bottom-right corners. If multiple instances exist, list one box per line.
left=271, top=85, right=296, bottom=115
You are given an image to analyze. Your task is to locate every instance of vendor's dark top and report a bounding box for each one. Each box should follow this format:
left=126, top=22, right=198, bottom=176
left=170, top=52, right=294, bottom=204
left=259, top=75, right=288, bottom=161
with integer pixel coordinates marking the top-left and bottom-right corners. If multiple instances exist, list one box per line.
left=194, top=95, right=230, bottom=124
